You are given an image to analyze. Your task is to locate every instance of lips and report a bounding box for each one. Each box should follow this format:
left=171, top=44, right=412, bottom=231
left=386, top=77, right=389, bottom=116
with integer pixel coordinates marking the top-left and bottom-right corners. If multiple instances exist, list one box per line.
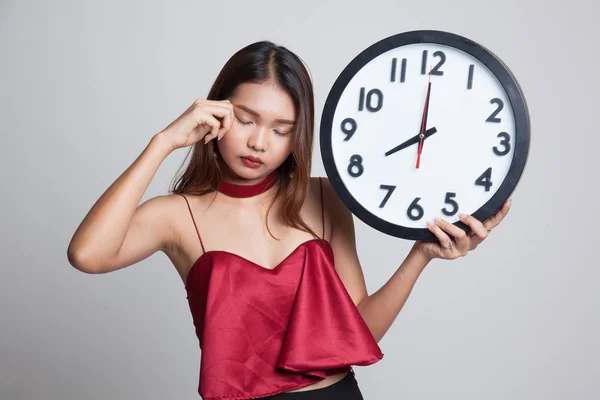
left=241, top=155, right=263, bottom=169
left=242, top=155, right=263, bottom=164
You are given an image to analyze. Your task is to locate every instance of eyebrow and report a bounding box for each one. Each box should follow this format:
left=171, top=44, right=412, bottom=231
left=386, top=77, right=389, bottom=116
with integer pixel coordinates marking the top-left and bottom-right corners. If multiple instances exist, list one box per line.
left=235, top=104, right=295, bottom=125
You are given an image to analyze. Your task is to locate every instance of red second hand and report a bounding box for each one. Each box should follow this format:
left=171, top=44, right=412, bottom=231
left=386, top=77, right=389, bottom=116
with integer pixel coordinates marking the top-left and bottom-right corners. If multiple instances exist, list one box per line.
left=416, top=67, right=432, bottom=169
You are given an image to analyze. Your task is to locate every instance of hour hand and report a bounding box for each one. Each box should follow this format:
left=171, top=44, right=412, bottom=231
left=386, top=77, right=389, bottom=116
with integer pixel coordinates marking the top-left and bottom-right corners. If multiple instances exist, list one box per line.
left=384, top=127, right=437, bottom=157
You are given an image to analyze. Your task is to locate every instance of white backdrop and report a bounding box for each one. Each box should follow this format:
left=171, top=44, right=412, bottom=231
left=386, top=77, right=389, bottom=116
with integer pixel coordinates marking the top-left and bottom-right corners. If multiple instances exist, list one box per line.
left=1, top=0, right=598, bottom=399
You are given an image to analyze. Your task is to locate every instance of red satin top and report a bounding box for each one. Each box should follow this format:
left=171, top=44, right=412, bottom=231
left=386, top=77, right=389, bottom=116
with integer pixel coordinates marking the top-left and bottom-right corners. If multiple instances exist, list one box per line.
left=180, top=178, right=383, bottom=399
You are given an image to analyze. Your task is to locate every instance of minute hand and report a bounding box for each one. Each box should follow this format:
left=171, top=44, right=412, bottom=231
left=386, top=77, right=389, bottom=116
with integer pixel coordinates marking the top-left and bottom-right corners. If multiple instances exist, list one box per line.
left=384, top=127, right=437, bottom=157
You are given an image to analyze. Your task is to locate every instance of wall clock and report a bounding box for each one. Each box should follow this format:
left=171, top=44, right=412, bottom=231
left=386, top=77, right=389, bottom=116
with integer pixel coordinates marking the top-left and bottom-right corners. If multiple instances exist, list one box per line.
left=320, top=30, right=530, bottom=240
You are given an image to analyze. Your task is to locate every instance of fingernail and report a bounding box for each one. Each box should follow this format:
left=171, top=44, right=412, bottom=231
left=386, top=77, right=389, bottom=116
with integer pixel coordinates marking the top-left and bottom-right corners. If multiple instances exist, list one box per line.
left=458, top=213, right=467, bottom=219
left=426, top=221, right=433, bottom=227
left=434, top=217, right=442, bottom=224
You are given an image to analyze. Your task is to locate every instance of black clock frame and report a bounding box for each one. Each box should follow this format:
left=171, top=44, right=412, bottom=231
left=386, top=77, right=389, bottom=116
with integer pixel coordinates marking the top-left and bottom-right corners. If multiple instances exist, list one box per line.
left=320, top=30, right=530, bottom=241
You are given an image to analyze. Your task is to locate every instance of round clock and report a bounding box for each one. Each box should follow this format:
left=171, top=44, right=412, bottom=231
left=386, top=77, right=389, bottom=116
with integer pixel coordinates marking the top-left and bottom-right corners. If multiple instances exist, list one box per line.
left=320, top=30, right=530, bottom=241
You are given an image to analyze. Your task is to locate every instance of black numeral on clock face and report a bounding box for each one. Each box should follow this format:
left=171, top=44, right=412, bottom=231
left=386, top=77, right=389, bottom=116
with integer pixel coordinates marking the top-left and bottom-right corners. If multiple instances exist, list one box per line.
left=467, top=64, right=475, bottom=89
left=407, top=197, right=424, bottom=221
left=358, top=87, right=383, bottom=112
left=475, top=167, right=493, bottom=192
left=442, top=192, right=459, bottom=216
left=379, top=185, right=396, bottom=208
left=401, top=193, right=461, bottom=221
left=493, top=132, right=511, bottom=156
left=341, top=118, right=357, bottom=141
left=486, top=98, right=504, bottom=122
left=347, top=154, right=364, bottom=177
left=421, top=50, right=446, bottom=76
left=390, top=58, right=407, bottom=83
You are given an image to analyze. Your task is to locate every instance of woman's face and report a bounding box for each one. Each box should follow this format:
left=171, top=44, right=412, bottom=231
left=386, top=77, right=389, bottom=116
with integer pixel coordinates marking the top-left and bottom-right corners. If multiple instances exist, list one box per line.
left=217, top=81, right=296, bottom=184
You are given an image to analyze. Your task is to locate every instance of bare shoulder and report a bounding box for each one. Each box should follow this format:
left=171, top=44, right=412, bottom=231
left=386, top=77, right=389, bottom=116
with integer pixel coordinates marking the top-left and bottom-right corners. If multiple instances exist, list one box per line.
left=308, top=176, right=333, bottom=201
left=307, top=176, right=352, bottom=240
left=309, top=177, right=366, bottom=305
left=139, top=193, right=190, bottom=251
left=75, top=193, right=203, bottom=275
left=158, top=191, right=215, bottom=250
left=152, top=191, right=218, bottom=280
left=311, top=176, right=351, bottom=217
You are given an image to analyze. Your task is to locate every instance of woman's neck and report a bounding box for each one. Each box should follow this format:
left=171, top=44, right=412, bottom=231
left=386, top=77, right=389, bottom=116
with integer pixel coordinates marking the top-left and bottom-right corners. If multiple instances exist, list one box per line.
left=218, top=170, right=278, bottom=198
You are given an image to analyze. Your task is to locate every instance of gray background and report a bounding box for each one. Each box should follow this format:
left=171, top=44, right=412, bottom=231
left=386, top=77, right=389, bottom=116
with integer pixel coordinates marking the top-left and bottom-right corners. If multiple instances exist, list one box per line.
left=1, top=0, right=598, bottom=399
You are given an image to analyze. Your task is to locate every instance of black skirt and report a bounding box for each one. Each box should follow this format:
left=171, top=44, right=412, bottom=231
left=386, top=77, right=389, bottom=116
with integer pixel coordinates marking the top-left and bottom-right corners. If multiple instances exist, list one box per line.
left=259, top=372, right=364, bottom=399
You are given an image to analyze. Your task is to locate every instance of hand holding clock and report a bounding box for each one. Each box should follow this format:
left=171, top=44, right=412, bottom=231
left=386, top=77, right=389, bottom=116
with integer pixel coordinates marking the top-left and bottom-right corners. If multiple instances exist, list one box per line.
left=413, top=199, right=512, bottom=261
left=320, top=30, right=529, bottom=241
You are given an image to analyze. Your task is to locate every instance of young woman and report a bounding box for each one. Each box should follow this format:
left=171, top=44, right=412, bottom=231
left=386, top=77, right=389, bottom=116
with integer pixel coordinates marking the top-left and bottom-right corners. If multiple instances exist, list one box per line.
left=67, top=41, right=511, bottom=399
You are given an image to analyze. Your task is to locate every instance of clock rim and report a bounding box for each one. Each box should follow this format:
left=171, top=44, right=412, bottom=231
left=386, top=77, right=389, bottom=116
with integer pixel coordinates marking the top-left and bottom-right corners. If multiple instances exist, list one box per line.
left=319, top=29, right=530, bottom=241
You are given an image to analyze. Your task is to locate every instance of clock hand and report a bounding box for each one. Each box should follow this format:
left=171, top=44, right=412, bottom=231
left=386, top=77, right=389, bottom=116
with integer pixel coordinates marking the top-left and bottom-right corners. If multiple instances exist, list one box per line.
left=416, top=68, right=433, bottom=169
left=384, top=127, right=437, bottom=156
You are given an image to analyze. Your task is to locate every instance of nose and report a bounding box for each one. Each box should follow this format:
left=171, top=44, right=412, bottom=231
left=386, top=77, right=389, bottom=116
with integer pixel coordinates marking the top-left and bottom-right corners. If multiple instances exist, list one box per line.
left=247, top=124, right=269, bottom=152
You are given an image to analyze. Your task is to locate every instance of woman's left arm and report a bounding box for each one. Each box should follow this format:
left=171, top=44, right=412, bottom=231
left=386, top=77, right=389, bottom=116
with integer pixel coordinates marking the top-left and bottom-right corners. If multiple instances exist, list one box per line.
left=322, top=179, right=512, bottom=343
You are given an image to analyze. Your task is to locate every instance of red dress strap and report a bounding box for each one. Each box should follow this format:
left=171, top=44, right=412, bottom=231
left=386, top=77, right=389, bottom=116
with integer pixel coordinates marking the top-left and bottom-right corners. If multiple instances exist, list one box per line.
left=318, top=177, right=325, bottom=239
left=178, top=194, right=206, bottom=253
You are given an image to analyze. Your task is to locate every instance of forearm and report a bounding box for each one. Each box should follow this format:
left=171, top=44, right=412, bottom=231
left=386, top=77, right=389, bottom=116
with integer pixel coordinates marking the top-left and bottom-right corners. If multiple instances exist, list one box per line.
left=357, top=245, right=430, bottom=343
left=67, top=133, right=172, bottom=263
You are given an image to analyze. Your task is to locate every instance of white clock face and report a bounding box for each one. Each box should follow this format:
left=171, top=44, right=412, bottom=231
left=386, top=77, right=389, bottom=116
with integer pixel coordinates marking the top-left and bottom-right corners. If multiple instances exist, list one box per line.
left=329, top=43, right=516, bottom=229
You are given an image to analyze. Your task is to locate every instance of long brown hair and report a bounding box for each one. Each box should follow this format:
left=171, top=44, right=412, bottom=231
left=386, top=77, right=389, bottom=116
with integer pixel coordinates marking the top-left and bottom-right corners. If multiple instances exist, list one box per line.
left=169, top=41, right=318, bottom=240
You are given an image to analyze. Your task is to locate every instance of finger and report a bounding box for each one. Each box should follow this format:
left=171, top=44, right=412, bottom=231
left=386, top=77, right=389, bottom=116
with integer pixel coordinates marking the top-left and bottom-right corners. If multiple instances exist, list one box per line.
left=458, top=213, right=488, bottom=241
left=434, top=217, right=468, bottom=254
left=217, top=108, right=233, bottom=140
left=202, top=104, right=233, bottom=140
left=208, top=99, right=232, bottom=109
left=426, top=220, right=453, bottom=250
left=203, top=103, right=233, bottom=118
left=483, top=200, right=512, bottom=231
left=201, top=115, right=221, bottom=143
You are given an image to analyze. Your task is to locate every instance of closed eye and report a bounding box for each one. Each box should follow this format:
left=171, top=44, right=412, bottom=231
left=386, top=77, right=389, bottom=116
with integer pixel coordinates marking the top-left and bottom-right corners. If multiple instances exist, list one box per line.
left=236, top=115, right=290, bottom=136
left=235, top=116, right=253, bottom=125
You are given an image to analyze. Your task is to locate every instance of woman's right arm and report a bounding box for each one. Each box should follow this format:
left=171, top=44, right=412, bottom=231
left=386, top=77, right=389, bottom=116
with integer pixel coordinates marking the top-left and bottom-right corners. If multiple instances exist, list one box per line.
left=67, top=99, right=234, bottom=274
left=67, top=133, right=175, bottom=274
